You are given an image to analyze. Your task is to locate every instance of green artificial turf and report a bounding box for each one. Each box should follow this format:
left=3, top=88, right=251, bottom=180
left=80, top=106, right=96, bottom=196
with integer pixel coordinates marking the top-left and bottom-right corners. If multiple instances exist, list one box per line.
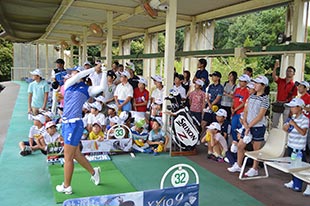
left=49, top=161, right=136, bottom=203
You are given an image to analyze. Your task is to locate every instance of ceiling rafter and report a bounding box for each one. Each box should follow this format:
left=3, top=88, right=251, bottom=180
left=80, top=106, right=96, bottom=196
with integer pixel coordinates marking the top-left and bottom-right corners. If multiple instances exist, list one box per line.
left=41, top=0, right=75, bottom=39
left=195, top=0, right=291, bottom=22
left=71, top=1, right=135, bottom=14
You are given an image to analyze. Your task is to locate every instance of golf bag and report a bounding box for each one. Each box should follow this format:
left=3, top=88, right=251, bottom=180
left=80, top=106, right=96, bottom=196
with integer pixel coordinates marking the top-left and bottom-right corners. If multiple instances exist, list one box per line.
left=165, top=89, right=200, bottom=151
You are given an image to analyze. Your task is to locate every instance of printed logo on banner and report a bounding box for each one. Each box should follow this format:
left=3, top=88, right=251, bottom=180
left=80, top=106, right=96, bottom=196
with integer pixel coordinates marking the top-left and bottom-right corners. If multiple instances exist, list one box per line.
left=81, top=139, right=132, bottom=153
left=144, top=184, right=199, bottom=206
left=63, top=191, right=143, bottom=206
left=174, top=115, right=199, bottom=147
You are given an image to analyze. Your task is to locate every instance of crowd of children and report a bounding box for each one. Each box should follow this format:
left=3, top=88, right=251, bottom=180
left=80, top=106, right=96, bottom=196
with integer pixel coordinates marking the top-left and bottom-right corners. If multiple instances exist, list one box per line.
left=20, top=58, right=310, bottom=196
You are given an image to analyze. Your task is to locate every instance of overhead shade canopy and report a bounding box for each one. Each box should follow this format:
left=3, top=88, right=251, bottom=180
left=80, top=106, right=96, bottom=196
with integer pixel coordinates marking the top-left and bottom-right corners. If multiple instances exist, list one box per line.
left=0, top=0, right=291, bottom=44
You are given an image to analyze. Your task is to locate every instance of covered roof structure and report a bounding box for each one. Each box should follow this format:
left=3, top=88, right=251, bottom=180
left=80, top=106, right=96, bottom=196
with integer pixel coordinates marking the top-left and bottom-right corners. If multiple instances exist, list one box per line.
left=0, top=0, right=291, bottom=44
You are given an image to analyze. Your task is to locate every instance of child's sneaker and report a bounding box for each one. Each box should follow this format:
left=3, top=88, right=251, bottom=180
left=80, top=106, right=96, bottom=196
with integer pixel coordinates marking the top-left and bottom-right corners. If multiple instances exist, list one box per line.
left=303, top=185, right=310, bottom=196
left=20, top=146, right=32, bottom=156
left=56, top=183, right=72, bottom=194
left=216, top=157, right=224, bottom=163
left=284, top=180, right=293, bottom=189
left=207, top=153, right=216, bottom=160
left=227, top=162, right=241, bottom=173
left=90, top=167, right=101, bottom=185
left=244, top=168, right=258, bottom=177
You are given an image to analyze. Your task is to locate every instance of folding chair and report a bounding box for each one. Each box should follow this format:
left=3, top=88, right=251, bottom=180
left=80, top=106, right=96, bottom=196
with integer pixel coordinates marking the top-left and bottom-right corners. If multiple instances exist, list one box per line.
left=239, top=128, right=287, bottom=180
left=291, top=168, right=310, bottom=184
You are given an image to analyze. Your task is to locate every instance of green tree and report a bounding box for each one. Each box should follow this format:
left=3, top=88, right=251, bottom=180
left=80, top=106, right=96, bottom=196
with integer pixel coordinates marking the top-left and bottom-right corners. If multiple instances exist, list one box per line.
left=0, top=25, right=13, bottom=81
left=213, top=7, right=286, bottom=91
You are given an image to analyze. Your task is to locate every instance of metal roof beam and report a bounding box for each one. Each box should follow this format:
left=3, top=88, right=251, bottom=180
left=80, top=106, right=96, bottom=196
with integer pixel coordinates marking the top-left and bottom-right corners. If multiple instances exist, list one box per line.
left=41, top=0, right=75, bottom=39
left=72, top=1, right=135, bottom=14
left=195, top=0, right=291, bottom=22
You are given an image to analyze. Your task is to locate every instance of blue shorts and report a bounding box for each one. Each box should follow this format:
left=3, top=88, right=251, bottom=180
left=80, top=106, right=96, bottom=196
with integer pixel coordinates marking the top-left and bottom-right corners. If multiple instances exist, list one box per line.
left=118, top=100, right=132, bottom=111
left=250, top=126, right=266, bottom=142
left=62, top=120, right=84, bottom=146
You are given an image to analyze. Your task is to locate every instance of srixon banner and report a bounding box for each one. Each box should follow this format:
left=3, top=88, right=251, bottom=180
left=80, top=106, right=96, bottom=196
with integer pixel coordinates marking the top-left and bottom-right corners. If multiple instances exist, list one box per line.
left=63, top=184, right=199, bottom=206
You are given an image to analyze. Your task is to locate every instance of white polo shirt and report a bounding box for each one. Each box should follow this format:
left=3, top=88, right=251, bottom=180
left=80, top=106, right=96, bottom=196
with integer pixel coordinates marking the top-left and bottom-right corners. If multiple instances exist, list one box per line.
left=29, top=125, right=46, bottom=139
left=173, top=85, right=186, bottom=99
left=88, top=72, right=103, bottom=86
left=151, top=87, right=165, bottom=102
left=43, top=132, right=61, bottom=144
left=87, top=113, right=106, bottom=126
left=114, top=82, right=133, bottom=101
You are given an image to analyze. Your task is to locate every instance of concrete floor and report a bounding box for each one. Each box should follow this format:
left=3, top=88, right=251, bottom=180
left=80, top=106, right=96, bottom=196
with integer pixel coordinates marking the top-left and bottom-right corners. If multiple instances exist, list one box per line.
left=0, top=81, right=19, bottom=154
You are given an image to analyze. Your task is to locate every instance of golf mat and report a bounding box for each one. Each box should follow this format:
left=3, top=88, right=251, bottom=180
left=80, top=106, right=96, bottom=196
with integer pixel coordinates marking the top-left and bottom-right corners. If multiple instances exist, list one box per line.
left=112, top=153, right=263, bottom=206
left=49, top=161, right=136, bottom=203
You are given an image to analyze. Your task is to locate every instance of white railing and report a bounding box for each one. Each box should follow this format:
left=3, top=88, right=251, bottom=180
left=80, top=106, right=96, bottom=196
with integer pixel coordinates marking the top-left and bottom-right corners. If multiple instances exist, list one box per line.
left=11, top=67, right=51, bottom=81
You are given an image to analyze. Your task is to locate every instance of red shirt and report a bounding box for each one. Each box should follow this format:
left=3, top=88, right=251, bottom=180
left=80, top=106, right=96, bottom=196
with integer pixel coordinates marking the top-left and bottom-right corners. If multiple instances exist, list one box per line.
left=301, top=93, right=310, bottom=119
left=276, top=77, right=297, bottom=102
left=133, top=88, right=149, bottom=112
left=232, top=87, right=249, bottom=114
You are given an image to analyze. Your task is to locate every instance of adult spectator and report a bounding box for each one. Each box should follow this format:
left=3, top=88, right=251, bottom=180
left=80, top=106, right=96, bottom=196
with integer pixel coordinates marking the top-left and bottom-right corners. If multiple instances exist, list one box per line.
left=112, top=61, right=119, bottom=73
left=272, top=60, right=297, bottom=128
left=51, top=58, right=67, bottom=87
left=51, top=58, right=67, bottom=114
left=182, top=70, right=191, bottom=94
left=103, top=70, right=117, bottom=104
left=28, top=69, right=49, bottom=115
left=88, top=61, right=103, bottom=86
left=221, top=71, right=237, bottom=120
left=114, top=70, right=133, bottom=112
left=193, top=58, right=209, bottom=92
left=83, top=61, right=91, bottom=70
left=201, top=71, right=223, bottom=136
left=243, top=67, right=253, bottom=78
left=126, top=62, right=139, bottom=89
left=173, top=74, right=186, bottom=101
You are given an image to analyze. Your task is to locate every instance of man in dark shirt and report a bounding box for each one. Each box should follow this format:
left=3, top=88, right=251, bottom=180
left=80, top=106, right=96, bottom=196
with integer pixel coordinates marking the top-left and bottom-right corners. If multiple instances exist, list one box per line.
left=126, top=62, right=139, bottom=89
left=193, top=58, right=209, bottom=92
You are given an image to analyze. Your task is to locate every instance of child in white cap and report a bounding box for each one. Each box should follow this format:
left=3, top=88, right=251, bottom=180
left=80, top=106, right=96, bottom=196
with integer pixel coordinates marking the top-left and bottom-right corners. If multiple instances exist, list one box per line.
left=86, top=102, right=106, bottom=132
left=19, top=114, right=46, bottom=156
left=204, top=122, right=228, bottom=162
left=147, top=117, right=169, bottom=155
left=283, top=98, right=309, bottom=194
left=38, top=121, right=63, bottom=155
left=89, top=121, right=104, bottom=141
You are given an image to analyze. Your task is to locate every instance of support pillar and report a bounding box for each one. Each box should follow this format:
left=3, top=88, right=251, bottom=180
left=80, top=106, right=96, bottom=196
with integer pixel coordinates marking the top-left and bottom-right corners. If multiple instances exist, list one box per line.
left=281, top=0, right=308, bottom=81
left=45, top=43, right=49, bottom=79
left=82, top=28, right=88, bottom=64
left=106, top=11, right=113, bottom=69
left=123, top=39, right=131, bottom=64
left=162, top=0, right=177, bottom=132
left=143, top=32, right=151, bottom=84
left=118, top=39, right=123, bottom=65
left=150, top=33, right=158, bottom=83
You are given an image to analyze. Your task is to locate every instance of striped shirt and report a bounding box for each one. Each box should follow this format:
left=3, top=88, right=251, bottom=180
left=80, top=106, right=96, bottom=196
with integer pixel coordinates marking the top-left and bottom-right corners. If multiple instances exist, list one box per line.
left=246, top=94, right=269, bottom=127
left=287, top=114, right=309, bottom=150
